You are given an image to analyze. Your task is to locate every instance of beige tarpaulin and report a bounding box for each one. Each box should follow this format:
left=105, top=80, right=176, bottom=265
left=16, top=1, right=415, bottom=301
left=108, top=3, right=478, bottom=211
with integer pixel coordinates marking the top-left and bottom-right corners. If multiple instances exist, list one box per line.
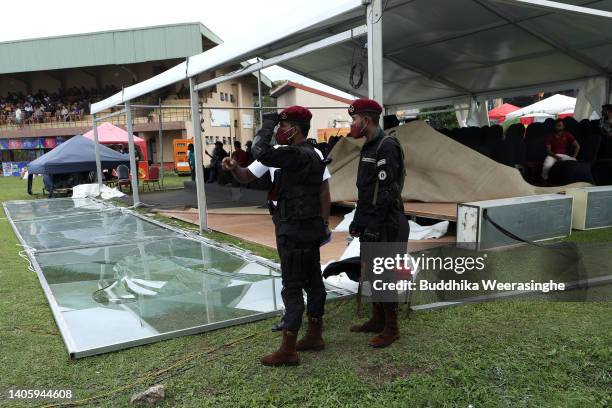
left=328, top=121, right=587, bottom=203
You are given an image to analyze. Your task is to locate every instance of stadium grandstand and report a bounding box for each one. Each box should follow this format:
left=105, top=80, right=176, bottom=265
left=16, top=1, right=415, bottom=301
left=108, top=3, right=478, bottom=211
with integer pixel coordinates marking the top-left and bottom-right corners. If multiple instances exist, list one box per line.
left=0, top=23, right=271, bottom=170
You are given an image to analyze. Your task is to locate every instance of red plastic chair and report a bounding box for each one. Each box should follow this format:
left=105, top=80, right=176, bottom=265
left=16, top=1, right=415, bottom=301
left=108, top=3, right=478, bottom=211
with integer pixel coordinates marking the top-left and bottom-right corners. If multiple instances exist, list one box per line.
left=143, top=165, right=161, bottom=191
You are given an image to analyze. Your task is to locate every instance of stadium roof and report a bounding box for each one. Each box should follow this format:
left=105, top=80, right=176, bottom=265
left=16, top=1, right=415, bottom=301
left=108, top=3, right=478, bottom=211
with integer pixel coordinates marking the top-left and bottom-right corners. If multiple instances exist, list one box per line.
left=92, top=0, right=612, bottom=114
left=0, top=22, right=223, bottom=75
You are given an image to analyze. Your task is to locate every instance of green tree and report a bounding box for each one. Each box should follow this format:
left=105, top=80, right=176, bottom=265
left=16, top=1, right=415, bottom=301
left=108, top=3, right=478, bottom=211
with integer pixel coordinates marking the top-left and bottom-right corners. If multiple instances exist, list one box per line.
left=417, top=105, right=459, bottom=129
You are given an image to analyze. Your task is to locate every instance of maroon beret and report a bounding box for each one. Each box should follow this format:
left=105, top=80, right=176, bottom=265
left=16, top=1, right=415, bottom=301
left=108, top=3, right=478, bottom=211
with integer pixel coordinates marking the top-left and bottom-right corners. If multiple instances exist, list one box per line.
left=348, top=98, right=383, bottom=116
left=279, top=105, right=312, bottom=123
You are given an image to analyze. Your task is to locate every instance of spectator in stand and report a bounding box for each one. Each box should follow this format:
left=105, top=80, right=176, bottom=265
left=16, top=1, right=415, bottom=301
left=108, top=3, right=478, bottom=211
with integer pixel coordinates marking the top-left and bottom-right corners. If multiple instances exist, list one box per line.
left=15, top=107, right=23, bottom=128
left=61, top=105, right=69, bottom=122
left=24, top=103, right=33, bottom=122
left=542, top=119, right=581, bottom=180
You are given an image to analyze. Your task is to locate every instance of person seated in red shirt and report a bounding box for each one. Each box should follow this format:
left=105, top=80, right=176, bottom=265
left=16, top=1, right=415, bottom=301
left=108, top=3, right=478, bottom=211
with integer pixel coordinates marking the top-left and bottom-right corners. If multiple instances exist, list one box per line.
left=542, top=119, right=580, bottom=180
left=231, top=141, right=248, bottom=167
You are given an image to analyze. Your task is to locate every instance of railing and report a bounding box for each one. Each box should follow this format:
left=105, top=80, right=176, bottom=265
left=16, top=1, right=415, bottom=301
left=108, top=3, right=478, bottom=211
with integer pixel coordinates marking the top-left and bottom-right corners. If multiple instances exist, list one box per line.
left=0, top=106, right=192, bottom=132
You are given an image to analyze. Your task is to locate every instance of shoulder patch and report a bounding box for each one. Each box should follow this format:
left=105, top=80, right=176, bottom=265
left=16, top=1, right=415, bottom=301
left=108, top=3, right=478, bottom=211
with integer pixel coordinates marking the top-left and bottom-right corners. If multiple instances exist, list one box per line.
left=361, top=157, right=376, bottom=163
left=377, top=159, right=386, bottom=167
left=378, top=170, right=387, bottom=181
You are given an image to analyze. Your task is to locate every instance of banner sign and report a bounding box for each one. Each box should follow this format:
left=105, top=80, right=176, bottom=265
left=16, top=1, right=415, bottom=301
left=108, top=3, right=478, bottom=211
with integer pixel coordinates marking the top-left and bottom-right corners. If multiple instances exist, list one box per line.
left=0, top=138, right=46, bottom=150
left=8, top=139, right=23, bottom=149
left=241, top=114, right=253, bottom=129
left=1, top=161, right=28, bottom=177
left=44, top=137, right=57, bottom=149
left=210, top=109, right=231, bottom=127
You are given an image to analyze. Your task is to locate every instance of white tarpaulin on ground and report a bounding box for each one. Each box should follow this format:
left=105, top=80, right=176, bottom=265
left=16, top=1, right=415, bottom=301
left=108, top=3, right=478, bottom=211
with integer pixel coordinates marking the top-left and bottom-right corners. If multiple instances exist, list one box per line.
left=506, top=94, right=577, bottom=120
left=72, top=183, right=125, bottom=200
left=334, top=208, right=449, bottom=240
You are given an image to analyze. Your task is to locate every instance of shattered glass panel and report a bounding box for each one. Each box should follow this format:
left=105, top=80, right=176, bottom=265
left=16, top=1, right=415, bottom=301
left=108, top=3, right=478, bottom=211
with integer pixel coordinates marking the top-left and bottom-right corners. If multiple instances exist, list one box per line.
left=4, top=198, right=351, bottom=357
left=35, top=237, right=283, bottom=353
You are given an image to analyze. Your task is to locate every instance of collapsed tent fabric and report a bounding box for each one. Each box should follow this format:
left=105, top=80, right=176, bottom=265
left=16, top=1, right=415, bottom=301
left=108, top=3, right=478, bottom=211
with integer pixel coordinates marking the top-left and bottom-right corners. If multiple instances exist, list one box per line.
left=327, top=121, right=588, bottom=203
left=83, top=122, right=148, bottom=162
left=28, top=135, right=129, bottom=174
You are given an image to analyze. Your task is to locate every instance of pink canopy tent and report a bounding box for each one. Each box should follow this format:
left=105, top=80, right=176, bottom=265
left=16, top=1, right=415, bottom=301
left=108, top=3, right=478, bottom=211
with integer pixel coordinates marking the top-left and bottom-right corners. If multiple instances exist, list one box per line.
left=488, top=103, right=520, bottom=123
left=83, top=122, right=148, bottom=162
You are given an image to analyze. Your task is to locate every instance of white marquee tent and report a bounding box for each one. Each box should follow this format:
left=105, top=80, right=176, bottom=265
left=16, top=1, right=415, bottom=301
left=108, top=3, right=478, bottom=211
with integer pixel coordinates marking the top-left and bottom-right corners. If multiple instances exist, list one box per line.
left=505, top=93, right=577, bottom=120
left=90, top=0, right=612, bottom=232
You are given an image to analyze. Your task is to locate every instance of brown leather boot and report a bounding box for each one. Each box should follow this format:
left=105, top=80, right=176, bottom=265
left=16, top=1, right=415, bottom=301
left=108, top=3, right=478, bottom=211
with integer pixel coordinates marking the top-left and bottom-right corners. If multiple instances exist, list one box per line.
left=296, top=317, right=324, bottom=351
left=368, top=303, right=400, bottom=348
left=350, top=302, right=385, bottom=333
left=261, top=329, right=300, bottom=366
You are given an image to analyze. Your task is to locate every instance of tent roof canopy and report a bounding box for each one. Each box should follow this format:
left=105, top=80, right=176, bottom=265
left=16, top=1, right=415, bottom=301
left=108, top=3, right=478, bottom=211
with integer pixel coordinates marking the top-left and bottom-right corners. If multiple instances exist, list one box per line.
left=28, top=135, right=129, bottom=175
left=83, top=122, right=146, bottom=144
left=488, top=103, right=520, bottom=118
left=92, top=0, right=612, bottom=114
left=506, top=93, right=577, bottom=119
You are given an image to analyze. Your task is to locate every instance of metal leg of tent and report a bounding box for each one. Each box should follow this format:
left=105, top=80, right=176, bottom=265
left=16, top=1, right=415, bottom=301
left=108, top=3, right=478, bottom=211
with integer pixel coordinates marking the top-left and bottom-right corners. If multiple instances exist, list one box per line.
left=125, top=101, right=141, bottom=207
left=189, top=76, right=208, bottom=233
left=367, top=0, right=384, bottom=117
left=257, top=69, right=264, bottom=125
left=158, top=97, right=164, bottom=189
left=92, top=115, right=103, bottom=190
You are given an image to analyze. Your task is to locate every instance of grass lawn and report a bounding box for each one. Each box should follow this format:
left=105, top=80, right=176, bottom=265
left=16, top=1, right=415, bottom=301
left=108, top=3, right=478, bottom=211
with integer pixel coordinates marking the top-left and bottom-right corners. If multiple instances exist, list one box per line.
left=0, top=176, right=610, bottom=407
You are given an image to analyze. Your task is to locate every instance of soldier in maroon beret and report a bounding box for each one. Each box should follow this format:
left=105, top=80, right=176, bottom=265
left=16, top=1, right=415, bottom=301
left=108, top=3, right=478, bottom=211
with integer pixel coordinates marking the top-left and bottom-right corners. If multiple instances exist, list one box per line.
left=347, top=98, right=408, bottom=348
left=238, top=105, right=329, bottom=366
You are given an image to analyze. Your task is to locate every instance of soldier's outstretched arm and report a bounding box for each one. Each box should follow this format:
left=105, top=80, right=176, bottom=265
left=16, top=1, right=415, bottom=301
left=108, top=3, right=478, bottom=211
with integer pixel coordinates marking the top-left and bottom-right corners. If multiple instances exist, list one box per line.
left=251, top=113, right=279, bottom=160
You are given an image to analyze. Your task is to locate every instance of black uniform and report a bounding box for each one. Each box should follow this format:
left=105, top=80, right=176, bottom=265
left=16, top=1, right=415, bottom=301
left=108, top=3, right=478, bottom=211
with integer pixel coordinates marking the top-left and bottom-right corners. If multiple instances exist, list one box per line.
left=253, top=131, right=327, bottom=332
left=350, top=127, right=408, bottom=243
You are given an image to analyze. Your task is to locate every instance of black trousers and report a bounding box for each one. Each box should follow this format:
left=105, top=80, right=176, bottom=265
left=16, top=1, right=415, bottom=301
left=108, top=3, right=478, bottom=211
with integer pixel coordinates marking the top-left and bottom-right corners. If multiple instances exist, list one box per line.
left=273, top=212, right=327, bottom=331
left=362, top=209, right=410, bottom=303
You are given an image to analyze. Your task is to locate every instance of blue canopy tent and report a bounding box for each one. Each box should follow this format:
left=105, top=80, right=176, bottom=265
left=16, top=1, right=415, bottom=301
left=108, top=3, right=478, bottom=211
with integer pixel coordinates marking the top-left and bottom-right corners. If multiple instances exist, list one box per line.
left=28, top=135, right=129, bottom=196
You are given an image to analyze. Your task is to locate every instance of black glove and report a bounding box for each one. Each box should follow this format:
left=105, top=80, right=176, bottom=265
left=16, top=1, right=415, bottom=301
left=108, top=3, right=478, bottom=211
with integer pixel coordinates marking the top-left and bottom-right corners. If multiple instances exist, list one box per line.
left=361, top=222, right=381, bottom=243
left=262, top=112, right=280, bottom=130
left=349, top=221, right=362, bottom=238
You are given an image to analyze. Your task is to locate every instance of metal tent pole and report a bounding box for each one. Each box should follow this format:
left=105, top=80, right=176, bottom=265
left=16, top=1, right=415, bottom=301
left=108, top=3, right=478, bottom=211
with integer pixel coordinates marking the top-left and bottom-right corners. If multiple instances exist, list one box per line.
left=125, top=101, right=141, bottom=207
left=367, top=0, right=384, bottom=125
left=92, top=115, right=103, bottom=189
left=157, top=97, right=164, bottom=188
left=189, top=76, right=208, bottom=233
left=257, top=69, right=264, bottom=125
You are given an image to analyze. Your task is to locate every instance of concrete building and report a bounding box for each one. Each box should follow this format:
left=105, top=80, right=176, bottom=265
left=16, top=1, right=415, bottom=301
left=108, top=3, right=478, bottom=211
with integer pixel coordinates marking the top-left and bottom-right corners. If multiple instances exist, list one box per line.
left=0, top=23, right=270, bottom=171
left=270, top=81, right=352, bottom=141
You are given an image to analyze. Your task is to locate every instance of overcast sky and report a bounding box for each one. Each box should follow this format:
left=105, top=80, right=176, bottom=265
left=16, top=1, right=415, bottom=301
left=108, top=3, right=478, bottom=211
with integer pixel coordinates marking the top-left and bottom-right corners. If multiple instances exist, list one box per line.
left=0, top=0, right=356, bottom=99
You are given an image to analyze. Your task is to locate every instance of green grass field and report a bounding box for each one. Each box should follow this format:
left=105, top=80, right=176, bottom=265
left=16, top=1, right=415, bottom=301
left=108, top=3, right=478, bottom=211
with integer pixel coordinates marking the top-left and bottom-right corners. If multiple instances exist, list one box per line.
left=0, top=176, right=610, bottom=407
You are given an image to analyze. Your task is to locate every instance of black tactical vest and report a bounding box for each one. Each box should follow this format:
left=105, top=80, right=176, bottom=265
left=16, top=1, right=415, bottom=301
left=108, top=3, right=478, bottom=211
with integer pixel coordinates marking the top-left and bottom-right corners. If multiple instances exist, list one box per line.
left=274, top=143, right=324, bottom=221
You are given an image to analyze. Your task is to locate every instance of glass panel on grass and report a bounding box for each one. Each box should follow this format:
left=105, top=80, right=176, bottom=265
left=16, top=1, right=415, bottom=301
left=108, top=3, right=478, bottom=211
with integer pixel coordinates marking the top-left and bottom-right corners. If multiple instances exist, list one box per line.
left=4, top=198, right=112, bottom=222
left=35, top=237, right=283, bottom=354
left=13, top=210, right=176, bottom=251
